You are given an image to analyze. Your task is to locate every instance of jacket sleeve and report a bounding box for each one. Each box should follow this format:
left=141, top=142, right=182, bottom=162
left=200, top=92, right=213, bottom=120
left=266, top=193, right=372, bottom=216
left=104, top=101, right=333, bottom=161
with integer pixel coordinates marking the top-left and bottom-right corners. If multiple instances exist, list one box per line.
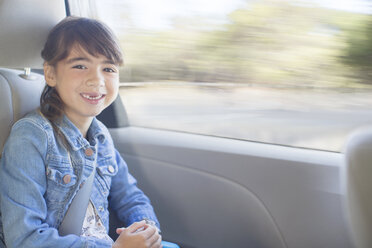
left=0, top=120, right=112, bottom=248
left=108, top=148, right=160, bottom=229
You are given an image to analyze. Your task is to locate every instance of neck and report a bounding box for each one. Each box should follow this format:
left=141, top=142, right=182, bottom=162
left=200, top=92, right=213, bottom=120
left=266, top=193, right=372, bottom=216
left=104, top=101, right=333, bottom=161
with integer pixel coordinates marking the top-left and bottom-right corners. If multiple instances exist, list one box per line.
left=76, top=121, right=92, bottom=138
left=64, top=112, right=93, bottom=138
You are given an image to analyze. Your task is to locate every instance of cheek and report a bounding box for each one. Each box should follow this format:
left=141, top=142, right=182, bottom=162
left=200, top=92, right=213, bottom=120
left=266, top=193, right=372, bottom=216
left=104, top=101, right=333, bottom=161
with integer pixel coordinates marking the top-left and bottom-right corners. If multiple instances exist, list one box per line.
left=55, top=84, right=70, bottom=98
left=108, top=87, right=119, bottom=104
left=107, top=79, right=119, bottom=97
left=55, top=84, right=77, bottom=105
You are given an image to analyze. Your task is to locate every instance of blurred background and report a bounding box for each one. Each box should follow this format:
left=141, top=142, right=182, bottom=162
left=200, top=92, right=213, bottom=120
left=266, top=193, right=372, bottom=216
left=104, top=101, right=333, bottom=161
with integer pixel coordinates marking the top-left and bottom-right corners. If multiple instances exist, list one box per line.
left=71, top=0, right=372, bottom=152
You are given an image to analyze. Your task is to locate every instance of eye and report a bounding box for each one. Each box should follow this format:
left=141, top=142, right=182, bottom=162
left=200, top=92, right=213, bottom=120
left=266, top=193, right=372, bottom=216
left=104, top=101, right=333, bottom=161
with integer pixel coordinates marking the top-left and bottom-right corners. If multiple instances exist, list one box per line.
left=103, top=67, right=117, bottom=73
left=72, top=65, right=87, bottom=70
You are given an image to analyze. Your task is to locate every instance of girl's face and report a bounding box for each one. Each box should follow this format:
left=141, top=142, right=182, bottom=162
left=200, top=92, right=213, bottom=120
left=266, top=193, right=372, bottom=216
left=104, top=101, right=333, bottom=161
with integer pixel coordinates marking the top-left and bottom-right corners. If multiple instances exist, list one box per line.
left=44, top=45, right=119, bottom=128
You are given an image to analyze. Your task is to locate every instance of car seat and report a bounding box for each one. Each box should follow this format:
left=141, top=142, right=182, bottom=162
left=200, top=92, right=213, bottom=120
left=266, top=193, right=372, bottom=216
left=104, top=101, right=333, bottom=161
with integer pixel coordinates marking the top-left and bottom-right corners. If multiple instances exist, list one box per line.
left=0, top=69, right=45, bottom=155
left=0, top=67, right=46, bottom=248
left=342, top=127, right=372, bottom=248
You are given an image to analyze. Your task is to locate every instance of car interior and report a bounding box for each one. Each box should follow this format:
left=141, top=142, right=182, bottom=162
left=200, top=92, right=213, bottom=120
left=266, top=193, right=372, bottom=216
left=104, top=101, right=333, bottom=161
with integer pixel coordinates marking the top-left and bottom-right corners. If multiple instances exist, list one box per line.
left=1, top=0, right=372, bottom=248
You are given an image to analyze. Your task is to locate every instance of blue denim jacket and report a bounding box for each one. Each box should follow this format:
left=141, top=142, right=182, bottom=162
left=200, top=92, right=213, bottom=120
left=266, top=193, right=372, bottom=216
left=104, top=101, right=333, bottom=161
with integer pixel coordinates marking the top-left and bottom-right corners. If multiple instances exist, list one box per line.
left=0, top=110, right=159, bottom=248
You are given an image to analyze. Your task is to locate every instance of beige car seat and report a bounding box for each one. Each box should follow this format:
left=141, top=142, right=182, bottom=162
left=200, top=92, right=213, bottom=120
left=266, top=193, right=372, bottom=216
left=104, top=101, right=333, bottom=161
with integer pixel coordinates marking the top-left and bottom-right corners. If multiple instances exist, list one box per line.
left=343, top=127, right=372, bottom=248
left=0, top=0, right=65, bottom=153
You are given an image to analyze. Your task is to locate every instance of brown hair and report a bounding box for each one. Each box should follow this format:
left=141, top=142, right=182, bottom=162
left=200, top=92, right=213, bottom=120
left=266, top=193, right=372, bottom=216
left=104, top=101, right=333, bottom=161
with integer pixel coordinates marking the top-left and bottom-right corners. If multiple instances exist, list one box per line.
left=40, top=16, right=123, bottom=122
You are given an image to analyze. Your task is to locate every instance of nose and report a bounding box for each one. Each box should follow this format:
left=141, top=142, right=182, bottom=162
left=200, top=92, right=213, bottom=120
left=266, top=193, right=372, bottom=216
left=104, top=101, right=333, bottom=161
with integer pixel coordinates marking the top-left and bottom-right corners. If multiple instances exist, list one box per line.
left=86, top=69, right=104, bottom=87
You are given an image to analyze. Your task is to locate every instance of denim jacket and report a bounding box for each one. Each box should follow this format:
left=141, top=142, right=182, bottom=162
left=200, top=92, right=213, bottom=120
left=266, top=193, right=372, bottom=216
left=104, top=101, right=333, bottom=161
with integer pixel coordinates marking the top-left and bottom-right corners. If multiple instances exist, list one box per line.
left=0, top=110, right=159, bottom=248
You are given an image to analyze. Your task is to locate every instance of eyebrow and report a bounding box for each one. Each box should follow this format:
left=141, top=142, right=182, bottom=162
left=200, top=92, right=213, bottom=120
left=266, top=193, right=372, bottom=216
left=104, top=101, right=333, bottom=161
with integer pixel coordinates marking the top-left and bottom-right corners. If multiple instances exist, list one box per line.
left=66, top=56, right=116, bottom=65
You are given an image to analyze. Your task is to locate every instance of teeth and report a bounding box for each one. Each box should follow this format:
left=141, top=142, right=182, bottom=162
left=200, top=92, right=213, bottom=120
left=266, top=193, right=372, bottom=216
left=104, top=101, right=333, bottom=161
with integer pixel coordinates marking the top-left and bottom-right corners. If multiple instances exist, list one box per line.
left=82, top=94, right=103, bottom=100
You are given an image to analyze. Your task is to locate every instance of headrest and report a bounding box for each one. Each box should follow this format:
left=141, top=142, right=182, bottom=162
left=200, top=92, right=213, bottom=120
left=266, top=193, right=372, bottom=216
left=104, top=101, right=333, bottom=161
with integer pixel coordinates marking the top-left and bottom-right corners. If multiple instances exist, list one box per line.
left=0, top=68, right=45, bottom=155
left=343, top=127, right=372, bottom=248
left=0, top=0, right=66, bottom=68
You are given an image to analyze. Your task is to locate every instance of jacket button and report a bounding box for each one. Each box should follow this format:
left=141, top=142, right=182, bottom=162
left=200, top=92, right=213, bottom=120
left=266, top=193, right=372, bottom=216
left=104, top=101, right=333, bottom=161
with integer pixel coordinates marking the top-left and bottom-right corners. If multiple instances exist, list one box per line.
left=108, top=165, right=115, bottom=173
left=85, top=148, right=94, bottom=156
left=63, top=174, right=71, bottom=184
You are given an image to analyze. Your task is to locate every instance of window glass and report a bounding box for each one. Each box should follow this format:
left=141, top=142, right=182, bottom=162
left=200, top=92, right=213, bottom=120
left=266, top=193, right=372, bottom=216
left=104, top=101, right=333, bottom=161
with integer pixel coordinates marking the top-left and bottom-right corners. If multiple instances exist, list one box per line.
left=70, top=0, right=372, bottom=152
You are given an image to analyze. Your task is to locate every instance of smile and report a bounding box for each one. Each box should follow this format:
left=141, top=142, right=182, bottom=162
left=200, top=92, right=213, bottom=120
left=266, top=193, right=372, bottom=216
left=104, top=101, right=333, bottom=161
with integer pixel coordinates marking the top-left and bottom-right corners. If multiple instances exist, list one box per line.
left=81, top=93, right=105, bottom=100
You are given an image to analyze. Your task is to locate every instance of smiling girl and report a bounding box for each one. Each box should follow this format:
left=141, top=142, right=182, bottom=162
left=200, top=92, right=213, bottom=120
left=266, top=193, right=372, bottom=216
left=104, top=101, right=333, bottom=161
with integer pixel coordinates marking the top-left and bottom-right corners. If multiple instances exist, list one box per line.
left=0, top=16, right=162, bottom=248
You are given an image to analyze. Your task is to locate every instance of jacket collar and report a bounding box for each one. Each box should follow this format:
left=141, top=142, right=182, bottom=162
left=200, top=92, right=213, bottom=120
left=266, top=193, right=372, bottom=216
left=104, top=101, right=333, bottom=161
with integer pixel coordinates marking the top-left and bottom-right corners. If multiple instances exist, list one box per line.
left=56, top=115, right=106, bottom=151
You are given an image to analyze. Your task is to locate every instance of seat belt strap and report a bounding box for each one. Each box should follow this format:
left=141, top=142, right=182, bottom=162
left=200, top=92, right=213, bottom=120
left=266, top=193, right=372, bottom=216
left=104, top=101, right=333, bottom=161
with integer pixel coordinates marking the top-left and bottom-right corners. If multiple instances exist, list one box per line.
left=58, top=153, right=96, bottom=236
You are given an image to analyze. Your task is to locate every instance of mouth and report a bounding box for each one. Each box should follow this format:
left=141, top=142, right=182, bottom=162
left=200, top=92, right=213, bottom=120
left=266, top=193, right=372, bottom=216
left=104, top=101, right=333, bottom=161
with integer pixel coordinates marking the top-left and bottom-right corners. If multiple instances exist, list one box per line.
left=81, top=93, right=106, bottom=103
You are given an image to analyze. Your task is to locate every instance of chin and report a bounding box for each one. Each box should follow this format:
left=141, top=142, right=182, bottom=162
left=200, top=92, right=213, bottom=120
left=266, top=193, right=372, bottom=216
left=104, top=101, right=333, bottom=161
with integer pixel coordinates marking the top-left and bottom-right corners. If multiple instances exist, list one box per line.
left=91, top=110, right=104, bottom=117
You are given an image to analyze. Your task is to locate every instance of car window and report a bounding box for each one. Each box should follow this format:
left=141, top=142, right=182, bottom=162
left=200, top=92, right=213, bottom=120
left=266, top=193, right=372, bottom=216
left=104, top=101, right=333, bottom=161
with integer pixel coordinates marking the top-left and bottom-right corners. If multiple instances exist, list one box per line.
left=69, top=0, right=372, bottom=152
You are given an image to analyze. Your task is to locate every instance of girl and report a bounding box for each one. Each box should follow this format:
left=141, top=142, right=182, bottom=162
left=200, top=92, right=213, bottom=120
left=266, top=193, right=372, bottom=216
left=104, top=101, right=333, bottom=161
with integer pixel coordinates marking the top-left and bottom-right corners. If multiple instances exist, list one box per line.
left=0, top=16, right=162, bottom=248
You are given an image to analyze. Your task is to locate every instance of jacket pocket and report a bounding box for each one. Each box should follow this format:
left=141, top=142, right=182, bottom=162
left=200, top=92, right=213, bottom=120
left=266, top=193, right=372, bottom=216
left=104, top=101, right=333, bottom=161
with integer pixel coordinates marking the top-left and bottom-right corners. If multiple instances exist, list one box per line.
left=96, top=156, right=118, bottom=192
left=45, top=154, right=77, bottom=204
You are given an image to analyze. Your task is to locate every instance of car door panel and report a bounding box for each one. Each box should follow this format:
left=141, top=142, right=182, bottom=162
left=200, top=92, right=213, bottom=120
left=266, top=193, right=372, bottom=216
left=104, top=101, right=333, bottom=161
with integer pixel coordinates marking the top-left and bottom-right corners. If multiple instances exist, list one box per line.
left=110, top=127, right=353, bottom=248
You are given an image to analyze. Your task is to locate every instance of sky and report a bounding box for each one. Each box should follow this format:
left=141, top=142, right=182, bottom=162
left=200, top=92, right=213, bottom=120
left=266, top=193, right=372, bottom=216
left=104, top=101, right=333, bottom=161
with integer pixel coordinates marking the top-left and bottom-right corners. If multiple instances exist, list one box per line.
left=98, top=0, right=371, bottom=31
left=127, top=0, right=246, bottom=29
left=132, top=0, right=371, bottom=29
left=315, top=0, right=371, bottom=13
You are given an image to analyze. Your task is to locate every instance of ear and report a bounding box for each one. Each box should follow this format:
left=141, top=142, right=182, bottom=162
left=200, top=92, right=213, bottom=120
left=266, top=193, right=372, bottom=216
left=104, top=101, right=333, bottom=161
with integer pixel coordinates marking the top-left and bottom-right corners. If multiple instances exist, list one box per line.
left=44, top=63, right=57, bottom=87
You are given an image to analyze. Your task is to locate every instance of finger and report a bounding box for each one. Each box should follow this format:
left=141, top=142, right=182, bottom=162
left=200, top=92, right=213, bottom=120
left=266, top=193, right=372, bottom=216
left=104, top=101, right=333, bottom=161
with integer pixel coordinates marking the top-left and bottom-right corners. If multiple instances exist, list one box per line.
left=142, top=225, right=157, bottom=239
left=148, top=233, right=162, bottom=247
left=147, top=230, right=159, bottom=245
left=151, top=235, right=163, bottom=248
left=116, top=227, right=125, bottom=234
left=126, top=220, right=147, bottom=233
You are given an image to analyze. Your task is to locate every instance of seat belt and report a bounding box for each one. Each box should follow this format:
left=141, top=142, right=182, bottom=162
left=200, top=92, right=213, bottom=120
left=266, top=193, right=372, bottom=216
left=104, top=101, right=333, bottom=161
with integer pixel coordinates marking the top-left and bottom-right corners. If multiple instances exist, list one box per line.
left=59, top=158, right=96, bottom=236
